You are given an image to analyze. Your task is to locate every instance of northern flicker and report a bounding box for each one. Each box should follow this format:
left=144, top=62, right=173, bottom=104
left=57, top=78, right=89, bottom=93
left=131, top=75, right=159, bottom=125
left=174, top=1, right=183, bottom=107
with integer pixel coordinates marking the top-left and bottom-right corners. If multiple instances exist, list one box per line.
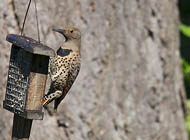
left=42, top=27, right=81, bottom=111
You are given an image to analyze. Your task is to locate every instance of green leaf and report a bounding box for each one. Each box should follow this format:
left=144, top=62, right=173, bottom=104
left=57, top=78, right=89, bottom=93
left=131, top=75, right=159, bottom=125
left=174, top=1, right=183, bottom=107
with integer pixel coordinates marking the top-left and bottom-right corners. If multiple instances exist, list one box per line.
left=182, top=59, right=190, bottom=75
left=180, top=24, right=190, bottom=38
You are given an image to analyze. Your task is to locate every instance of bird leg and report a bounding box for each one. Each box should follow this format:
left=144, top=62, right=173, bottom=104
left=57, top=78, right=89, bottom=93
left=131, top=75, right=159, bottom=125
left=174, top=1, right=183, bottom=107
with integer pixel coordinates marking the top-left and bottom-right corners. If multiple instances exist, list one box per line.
left=42, top=90, right=62, bottom=106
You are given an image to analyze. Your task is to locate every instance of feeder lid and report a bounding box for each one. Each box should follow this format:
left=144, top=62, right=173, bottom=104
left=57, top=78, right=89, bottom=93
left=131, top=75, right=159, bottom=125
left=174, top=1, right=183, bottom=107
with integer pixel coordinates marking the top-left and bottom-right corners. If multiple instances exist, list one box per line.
left=6, top=34, right=55, bottom=57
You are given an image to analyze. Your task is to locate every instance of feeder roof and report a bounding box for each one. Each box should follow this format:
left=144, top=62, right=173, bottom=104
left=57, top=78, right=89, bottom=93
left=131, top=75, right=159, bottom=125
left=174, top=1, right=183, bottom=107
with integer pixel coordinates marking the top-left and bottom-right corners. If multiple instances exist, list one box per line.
left=6, top=34, right=55, bottom=57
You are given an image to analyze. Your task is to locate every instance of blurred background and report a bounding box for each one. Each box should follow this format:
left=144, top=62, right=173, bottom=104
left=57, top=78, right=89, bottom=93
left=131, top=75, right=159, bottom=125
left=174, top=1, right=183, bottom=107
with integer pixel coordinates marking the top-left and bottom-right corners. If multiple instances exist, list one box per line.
left=179, top=0, right=190, bottom=139
left=0, top=0, right=189, bottom=140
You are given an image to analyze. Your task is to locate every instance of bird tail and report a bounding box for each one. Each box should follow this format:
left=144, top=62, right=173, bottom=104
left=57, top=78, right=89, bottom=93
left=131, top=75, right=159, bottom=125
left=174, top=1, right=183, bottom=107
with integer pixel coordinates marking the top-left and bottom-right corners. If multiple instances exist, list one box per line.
left=54, top=95, right=65, bottom=110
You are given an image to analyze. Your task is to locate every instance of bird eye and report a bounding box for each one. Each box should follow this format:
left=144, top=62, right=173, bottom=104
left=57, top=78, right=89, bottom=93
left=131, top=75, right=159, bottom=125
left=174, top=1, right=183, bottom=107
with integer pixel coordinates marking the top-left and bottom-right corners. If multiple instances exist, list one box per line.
left=70, top=30, right=73, bottom=33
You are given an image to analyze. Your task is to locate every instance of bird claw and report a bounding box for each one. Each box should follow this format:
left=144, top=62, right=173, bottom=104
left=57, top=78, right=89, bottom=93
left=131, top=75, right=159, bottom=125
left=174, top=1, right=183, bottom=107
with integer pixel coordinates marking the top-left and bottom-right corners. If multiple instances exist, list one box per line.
left=42, top=99, right=50, bottom=106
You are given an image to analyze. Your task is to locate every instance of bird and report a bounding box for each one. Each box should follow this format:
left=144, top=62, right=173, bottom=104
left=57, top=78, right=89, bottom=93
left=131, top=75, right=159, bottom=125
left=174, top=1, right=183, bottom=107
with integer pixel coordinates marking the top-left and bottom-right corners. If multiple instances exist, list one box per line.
left=42, top=27, right=81, bottom=111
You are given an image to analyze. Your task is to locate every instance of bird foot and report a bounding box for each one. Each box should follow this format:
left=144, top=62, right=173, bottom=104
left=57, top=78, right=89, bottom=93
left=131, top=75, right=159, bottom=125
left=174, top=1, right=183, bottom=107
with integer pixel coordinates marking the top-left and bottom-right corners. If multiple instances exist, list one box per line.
left=42, top=99, right=49, bottom=106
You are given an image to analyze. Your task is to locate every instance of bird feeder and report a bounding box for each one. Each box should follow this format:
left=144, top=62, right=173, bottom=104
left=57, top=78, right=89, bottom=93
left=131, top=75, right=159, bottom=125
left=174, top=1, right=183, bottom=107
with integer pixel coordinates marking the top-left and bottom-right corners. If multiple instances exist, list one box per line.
left=3, top=34, right=55, bottom=120
left=2, top=0, right=56, bottom=139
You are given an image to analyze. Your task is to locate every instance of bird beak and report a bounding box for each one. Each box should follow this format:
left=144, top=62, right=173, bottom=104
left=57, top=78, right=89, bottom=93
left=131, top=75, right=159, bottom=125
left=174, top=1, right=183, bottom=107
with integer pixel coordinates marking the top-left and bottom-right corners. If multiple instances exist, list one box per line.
left=52, top=28, right=66, bottom=35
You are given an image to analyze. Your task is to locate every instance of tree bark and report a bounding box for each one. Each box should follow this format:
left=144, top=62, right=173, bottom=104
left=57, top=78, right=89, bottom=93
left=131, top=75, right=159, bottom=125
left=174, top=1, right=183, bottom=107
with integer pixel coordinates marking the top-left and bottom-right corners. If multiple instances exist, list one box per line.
left=0, top=0, right=187, bottom=140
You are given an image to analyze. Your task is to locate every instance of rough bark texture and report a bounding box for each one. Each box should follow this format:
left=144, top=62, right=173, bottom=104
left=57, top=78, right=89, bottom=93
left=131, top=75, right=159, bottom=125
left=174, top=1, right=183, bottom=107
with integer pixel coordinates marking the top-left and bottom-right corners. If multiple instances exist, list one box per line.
left=0, top=0, right=187, bottom=140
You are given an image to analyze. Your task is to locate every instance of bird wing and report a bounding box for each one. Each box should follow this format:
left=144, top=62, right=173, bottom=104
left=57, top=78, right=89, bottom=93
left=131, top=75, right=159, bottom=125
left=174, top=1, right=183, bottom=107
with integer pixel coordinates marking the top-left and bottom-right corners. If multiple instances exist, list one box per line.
left=66, top=53, right=81, bottom=92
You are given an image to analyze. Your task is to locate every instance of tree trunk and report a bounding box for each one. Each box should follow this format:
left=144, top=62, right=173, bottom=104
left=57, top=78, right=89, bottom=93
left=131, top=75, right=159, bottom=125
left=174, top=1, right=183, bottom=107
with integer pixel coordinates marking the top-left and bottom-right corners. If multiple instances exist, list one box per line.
left=0, top=0, right=187, bottom=140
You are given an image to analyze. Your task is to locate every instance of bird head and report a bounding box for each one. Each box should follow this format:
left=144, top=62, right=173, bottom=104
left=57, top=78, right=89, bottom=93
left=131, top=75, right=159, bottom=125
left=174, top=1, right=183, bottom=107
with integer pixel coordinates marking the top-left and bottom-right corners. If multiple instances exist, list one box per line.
left=52, top=27, right=81, bottom=42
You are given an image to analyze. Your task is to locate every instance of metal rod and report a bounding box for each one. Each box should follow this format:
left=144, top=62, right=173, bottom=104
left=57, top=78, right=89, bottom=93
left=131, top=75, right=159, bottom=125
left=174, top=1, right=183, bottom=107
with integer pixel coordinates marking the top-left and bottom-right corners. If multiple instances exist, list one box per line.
left=21, top=0, right=32, bottom=35
left=12, top=114, right=33, bottom=140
